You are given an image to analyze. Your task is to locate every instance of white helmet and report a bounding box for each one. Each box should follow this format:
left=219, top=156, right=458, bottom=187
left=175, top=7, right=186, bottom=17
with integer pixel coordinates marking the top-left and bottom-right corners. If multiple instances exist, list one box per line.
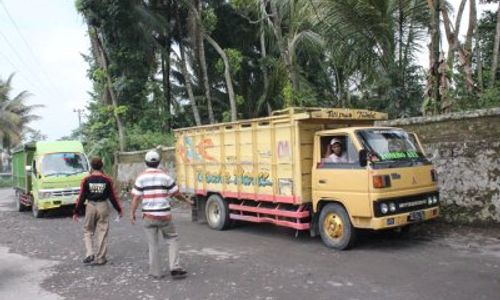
left=145, top=150, right=160, bottom=163
left=330, top=138, right=342, bottom=145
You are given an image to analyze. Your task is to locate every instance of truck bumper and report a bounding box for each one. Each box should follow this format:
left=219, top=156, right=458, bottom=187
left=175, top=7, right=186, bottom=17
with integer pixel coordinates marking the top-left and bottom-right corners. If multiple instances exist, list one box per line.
left=369, top=206, right=439, bottom=230
left=37, top=197, right=77, bottom=210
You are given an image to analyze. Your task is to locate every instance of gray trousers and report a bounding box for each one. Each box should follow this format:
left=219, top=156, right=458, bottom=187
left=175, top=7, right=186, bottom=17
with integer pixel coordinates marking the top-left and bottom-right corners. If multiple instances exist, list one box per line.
left=83, top=201, right=110, bottom=263
left=143, top=218, right=181, bottom=277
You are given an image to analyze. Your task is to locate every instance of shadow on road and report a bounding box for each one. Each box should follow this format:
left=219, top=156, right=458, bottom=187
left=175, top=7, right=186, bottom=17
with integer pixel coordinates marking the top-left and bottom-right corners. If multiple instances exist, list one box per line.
left=211, top=220, right=433, bottom=251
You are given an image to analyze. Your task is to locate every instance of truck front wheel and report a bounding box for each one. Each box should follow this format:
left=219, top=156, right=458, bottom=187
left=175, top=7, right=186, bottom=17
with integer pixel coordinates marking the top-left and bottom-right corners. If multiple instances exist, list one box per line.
left=318, top=203, right=356, bottom=250
left=32, top=199, right=44, bottom=218
left=205, top=194, right=230, bottom=230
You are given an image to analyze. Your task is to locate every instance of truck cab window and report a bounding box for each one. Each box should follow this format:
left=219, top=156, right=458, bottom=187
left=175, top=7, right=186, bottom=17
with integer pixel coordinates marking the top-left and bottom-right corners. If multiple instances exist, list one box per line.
left=41, top=153, right=89, bottom=177
left=318, top=136, right=359, bottom=168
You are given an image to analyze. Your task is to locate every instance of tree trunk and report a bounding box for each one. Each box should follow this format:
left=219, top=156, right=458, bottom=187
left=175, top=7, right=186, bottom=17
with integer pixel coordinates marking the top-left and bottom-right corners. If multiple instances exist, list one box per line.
left=490, top=2, right=500, bottom=87
left=204, top=34, right=237, bottom=122
left=475, top=19, right=484, bottom=92
left=175, top=5, right=201, bottom=126
left=441, top=3, right=474, bottom=93
left=258, top=29, right=271, bottom=116
left=447, top=0, right=467, bottom=69
left=194, top=1, right=215, bottom=124
left=463, top=0, right=476, bottom=93
left=265, top=0, right=299, bottom=102
left=398, top=0, right=404, bottom=73
left=161, top=0, right=172, bottom=131
left=161, top=46, right=171, bottom=131
left=92, top=26, right=126, bottom=151
left=427, top=0, right=440, bottom=114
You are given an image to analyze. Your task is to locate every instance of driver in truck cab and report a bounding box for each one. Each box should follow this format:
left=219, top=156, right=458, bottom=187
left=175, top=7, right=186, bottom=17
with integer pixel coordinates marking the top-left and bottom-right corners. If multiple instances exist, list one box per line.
left=324, top=138, right=348, bottom=163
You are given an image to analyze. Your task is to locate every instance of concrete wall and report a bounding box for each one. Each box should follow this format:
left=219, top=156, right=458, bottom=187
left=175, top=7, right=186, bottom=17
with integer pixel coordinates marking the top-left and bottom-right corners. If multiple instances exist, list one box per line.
left=115, top=146, right=175, bottom=196
left=377, top=107, right=500, bottom=225
left=116, top=108, right=500, bottom=225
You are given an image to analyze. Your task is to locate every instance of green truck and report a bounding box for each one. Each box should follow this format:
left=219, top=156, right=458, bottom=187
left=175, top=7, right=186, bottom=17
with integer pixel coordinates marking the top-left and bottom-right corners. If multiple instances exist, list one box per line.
left=12, top=141, right=89, bottom=217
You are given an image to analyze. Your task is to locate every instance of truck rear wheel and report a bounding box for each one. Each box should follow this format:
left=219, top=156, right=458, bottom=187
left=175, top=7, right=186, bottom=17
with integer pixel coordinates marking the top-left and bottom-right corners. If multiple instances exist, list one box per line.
left=319, top=203, right=356, bottom=250
left=205, top=194, right=230, bottom=230
left=15, top=191, right=27, bottom=212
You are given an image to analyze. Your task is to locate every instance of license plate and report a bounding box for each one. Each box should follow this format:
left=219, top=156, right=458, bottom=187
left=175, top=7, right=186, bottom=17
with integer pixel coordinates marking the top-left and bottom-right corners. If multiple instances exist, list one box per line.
left=62, top=197, right=77, bottom=204
left=409, top=211, right=424, bottom=221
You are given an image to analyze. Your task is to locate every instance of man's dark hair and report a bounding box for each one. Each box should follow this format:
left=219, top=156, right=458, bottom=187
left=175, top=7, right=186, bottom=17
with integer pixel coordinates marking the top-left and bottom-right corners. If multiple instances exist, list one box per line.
left=146, top=161, right=160, bottom=168
left=90, top=157, right=103, bottom=171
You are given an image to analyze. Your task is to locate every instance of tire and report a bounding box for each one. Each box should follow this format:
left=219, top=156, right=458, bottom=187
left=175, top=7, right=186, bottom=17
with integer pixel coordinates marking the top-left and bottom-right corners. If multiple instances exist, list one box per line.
left=318, top=203, right=356, bottom=250
left=32, top=199, right=44, bottom=218
left=15, top=190, right=26, bottom=212
left=205, top=194, right=230, bottom=230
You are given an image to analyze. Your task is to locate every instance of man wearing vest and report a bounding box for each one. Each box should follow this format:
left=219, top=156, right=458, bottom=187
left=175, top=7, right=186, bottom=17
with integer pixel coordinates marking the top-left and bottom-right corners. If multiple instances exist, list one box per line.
left=73, top=157, right=123, bottom=265
left=130, top=150, right=193, bottom=280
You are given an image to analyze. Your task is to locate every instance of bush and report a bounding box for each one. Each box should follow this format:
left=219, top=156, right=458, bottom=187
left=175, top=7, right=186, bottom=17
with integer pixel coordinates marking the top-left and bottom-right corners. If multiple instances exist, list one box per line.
left=0, top=176, right=12, bottom=188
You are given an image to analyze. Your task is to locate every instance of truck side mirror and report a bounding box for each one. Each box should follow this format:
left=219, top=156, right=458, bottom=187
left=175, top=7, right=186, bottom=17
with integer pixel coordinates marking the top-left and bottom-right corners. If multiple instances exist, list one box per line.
left=359, top=149, right=368, bottom=167
left=25, top=165, right=32, bottom=173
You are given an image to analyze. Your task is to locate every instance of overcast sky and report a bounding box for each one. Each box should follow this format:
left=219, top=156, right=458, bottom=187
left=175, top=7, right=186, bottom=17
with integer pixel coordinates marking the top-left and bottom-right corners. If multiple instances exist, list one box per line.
left=0, top=0, right=90, bottom=141
left=0, top=1, right=498, bottom=141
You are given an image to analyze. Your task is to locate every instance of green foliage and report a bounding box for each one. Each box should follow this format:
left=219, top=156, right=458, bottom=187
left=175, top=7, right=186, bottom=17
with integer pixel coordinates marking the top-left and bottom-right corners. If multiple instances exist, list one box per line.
left=0, top=176, right=12, bottom=188
left=215, top=48, right=243, bottom=75
left=478, top=87, right=500, bottom=108
left=202, top=7, right=218, bottom=33
left=455, top=86, right=500, bottom=111
left=0, top=74, right=42, bottom=147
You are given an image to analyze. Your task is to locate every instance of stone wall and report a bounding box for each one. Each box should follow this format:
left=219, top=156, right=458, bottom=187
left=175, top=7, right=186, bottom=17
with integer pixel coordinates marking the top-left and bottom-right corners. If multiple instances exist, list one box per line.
left=377, top=107, right=500, bottom=225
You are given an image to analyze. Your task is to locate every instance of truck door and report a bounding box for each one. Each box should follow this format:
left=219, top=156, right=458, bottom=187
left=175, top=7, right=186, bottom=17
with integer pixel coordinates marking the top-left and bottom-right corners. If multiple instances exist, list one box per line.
left=312, top=133, right=371, bottom=217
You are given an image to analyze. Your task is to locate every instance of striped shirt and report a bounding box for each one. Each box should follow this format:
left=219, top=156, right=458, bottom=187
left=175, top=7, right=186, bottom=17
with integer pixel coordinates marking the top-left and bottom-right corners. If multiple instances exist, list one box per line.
left=131, top=168, right=178, bottom=218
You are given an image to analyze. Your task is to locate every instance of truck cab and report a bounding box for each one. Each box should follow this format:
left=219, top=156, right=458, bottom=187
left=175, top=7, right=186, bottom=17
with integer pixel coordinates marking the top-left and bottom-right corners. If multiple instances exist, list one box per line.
left=312, top=127, right=439, bottom=249
left=13, top=141, right=89, bottom=217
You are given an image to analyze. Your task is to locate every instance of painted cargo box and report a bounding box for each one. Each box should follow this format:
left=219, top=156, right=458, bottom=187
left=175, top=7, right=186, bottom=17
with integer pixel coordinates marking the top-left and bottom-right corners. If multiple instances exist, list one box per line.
left=12, top=143, right=36, bottom=193
left=174, top=107, right=387, bottom=204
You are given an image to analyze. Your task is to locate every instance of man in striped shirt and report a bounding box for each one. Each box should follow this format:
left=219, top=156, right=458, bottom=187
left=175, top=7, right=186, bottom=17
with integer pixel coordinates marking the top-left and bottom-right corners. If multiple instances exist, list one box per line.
left=130, top=150, right=193, bottom=280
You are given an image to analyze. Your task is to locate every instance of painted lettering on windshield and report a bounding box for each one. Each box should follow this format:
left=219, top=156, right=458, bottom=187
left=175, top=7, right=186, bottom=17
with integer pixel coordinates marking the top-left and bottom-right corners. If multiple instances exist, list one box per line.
left=379, top=151, right=419, bottom=160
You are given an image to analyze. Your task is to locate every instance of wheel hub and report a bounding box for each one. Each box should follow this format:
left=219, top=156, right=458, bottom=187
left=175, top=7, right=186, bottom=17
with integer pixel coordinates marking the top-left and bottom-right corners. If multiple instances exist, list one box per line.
left=323, top=213, right=344, bottom=239
left=207, top=201, right=220, bottom=225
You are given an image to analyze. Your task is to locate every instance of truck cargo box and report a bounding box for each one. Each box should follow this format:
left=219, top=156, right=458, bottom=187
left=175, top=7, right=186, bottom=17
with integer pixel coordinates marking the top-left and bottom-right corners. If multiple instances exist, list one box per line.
left=12, top=143, right=36, bottom=193
left=174, top=107, right=387, bottom=205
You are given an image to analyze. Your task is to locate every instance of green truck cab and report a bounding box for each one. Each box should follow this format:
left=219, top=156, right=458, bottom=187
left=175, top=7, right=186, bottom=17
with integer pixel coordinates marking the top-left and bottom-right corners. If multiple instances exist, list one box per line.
left=12, top=141, right=89, bottom=218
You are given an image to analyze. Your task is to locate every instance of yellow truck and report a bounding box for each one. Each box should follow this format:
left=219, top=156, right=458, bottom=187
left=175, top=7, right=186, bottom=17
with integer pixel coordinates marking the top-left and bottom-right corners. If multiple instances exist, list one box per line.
left=174, top=107, right=439, bottom=249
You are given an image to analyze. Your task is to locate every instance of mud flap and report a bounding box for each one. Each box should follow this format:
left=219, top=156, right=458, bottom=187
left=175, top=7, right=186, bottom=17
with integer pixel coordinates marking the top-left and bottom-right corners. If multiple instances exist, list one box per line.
left=191, top=196, right=207, bottom=224
left=309, top=212, right=319, bottom=237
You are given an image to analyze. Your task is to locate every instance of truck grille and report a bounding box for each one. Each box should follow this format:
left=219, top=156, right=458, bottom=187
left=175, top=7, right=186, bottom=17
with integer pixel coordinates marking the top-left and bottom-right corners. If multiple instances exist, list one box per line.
left=39, top=188, right=80, bottom=197
left=374, top=192, right=439, bottom=217
left=52, top=189, right=80, bottom=197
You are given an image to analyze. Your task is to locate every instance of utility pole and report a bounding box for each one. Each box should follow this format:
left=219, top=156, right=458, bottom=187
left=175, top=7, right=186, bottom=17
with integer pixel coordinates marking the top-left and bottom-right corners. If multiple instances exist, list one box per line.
left=73, top=108, right=84, bottom=141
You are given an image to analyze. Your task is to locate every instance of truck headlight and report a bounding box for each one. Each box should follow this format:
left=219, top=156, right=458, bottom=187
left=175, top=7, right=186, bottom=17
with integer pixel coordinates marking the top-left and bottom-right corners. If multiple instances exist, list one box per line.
left=380, top=203, right=389, bottom=214
left=389, top=202, right=396, bottom=212
left=432, top=195, right=438, bottom=204
left=38, top=191, right=52, bottom=199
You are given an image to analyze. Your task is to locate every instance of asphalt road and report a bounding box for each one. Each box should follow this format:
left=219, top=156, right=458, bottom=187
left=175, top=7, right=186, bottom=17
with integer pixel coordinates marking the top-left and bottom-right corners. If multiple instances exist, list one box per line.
left=1, top=188, right=499, bottom=300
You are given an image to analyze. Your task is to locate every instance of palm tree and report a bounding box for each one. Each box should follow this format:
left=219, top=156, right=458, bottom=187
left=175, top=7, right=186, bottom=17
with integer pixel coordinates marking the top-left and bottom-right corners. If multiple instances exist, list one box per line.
left=0, top=73, right=42, bottom=149
left=314, top=0, right=429, bottom=112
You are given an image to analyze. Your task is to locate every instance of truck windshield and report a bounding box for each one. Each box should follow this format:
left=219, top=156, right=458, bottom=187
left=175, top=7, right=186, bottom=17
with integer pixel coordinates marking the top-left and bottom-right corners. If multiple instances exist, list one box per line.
left=356, top=129, right=427, bottom=165
left=41, top=153, right=89, bottom=176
